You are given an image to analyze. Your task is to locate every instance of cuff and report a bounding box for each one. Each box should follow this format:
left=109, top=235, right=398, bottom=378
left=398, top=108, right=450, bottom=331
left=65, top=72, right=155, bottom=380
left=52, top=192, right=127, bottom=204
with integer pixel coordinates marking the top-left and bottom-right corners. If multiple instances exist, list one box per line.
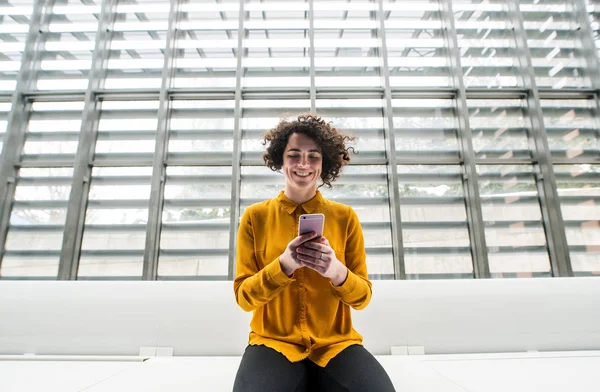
left=265, top=257, right=295, bottom=287
left=330, top=268, right=357, bottom=297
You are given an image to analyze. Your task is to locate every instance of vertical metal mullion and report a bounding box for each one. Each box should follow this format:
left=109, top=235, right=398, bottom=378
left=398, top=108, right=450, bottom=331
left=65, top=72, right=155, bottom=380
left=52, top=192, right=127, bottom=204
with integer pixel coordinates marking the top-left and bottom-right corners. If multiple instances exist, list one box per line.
left=572, top=0, right=600, bottom=90
left=376, top=0, right=405, bottom=280
left=58, top=0, right=116, bottom=280
left=142, top=0, right=181, bottom=281
left=308, top=0, right=316, bottom=112
left=508, top=0, right=572, bottom=277
left=227, top=0, right=246, bottom=280
left=440, top=0, right=489, bottom=278
left=0, top=1, right=51, bottom=272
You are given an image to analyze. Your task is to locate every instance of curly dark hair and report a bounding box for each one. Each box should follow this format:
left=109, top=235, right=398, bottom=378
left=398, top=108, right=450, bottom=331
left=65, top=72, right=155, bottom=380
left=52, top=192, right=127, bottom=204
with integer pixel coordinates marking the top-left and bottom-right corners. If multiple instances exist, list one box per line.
left=262, top=113, right=356, bottom=188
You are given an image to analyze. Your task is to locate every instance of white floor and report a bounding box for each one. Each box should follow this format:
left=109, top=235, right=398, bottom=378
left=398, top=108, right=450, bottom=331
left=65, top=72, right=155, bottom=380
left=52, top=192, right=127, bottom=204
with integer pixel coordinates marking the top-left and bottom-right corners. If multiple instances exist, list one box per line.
left=0, top=351, right=598, bottom=392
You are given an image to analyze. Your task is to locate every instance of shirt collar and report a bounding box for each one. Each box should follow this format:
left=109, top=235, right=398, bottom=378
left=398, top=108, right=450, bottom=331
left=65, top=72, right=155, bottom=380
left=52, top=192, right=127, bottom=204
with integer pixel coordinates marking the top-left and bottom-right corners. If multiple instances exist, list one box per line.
left=277, top=190, right=323, bottom=215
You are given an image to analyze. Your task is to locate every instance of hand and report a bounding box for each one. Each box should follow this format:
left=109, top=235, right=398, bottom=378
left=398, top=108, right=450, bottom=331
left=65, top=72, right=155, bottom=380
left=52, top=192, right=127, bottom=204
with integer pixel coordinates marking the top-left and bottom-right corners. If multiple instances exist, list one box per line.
left=296, top=236, right=348, bottom=286
left=279, top=231, right=320, bottom=277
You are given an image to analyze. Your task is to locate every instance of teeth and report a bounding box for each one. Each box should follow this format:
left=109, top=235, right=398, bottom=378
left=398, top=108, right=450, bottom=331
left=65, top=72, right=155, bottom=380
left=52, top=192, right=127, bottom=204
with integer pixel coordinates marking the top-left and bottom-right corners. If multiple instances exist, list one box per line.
left=296, top=172, right=310, bottom=177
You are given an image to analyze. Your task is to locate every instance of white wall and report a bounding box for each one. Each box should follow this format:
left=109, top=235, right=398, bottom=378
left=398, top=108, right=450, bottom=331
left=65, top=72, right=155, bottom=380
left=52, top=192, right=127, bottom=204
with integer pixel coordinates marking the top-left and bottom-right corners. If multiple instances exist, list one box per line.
left=0, top=278, right=599, bottom=356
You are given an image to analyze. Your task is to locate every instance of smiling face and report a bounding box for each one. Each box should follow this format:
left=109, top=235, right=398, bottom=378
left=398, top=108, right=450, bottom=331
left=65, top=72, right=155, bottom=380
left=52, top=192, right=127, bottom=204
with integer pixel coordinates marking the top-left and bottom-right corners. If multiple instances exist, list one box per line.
left=282, top=132, right=323, bottom=198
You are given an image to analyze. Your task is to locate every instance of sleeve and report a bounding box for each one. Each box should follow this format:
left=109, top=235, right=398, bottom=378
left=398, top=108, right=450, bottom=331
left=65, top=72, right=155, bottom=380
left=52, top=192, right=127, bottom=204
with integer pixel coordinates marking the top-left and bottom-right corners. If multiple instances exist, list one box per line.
left=233, top=207, right=295, bottom=312
left=330, top=206, right=373, bottom=310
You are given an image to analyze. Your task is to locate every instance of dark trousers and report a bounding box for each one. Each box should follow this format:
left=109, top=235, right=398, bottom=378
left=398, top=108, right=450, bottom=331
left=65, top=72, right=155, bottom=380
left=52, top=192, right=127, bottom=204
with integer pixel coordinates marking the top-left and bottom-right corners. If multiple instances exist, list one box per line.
left=232, top=344, right=396, bottom=392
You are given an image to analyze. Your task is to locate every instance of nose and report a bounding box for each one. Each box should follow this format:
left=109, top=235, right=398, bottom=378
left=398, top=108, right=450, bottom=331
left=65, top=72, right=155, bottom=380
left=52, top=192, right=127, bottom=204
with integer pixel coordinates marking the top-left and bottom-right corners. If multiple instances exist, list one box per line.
left=298, top=154, right=310, bottom=166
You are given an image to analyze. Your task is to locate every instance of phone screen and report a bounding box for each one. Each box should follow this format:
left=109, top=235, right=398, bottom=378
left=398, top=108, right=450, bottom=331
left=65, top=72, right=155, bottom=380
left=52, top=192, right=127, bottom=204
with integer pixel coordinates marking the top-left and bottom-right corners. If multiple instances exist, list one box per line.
left=298, top=213, right=324, bottom=237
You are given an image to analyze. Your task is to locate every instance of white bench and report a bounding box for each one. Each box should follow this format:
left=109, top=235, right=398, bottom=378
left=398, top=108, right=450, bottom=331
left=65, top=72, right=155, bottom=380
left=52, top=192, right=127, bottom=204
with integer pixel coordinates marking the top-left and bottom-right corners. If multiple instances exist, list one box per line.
left=1, top=278, right=599, bottom=391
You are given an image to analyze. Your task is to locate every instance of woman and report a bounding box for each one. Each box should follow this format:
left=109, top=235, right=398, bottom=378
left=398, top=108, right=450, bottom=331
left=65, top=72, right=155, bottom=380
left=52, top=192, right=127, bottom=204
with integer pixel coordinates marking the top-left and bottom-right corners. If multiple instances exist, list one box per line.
left=233, top=114, right=395, bottom=391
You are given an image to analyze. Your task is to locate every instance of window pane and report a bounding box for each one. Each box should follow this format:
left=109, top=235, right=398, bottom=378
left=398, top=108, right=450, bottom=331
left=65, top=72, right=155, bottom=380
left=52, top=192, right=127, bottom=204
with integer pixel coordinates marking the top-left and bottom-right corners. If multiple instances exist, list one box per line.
left=95, top=100, right=158, bottom=165
left=0, top=102, right=11, bottom=151
left=21, top=101, right=83, bottom=165
left=168, top=100, right=236, bottom=164
left=454, top=1, right=521, bottom=88
left=468, top=98, right=532, bottom=161
left=520, top=0, right=592, bottom=89
left=243, top=0, right=309, bottom=89
left=0, top=0, right=34, bottom=92
left=541, top=99, right=599, bottom=161
left=587, top=0, right=600, bottom=61
left=478, top=164, right=551, bottom=278
left=315, top=1, right=379, bottom=88
left=393, top=98, right=459, bottom=162
left=398, top=165, right=473, bottom=279
left=104, top=0, right=170, bottom=90
left=554, top=164, right=600, bottom=276
left=78, top=166, right=152, bottom=278
left=2, top=168, right=73, bottom=278
left=37, top=1, right=100, bottom=91
left=174, top=0, right=239, bottom=89
left=158, top=166, right=232, bottom=278
left=383, top=0, right=450, bottom=87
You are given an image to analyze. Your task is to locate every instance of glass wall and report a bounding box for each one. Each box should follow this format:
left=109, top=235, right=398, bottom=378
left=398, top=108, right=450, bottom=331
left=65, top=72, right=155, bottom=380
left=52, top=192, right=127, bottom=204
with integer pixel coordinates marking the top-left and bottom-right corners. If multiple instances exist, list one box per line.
left=0, top=0, right=599, bottom=280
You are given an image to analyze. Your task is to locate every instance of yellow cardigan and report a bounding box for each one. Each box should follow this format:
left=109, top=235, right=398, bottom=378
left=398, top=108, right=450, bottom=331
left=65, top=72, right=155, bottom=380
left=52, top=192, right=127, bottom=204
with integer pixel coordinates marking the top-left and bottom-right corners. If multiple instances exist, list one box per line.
left=234, top=190, right=372, bottom=367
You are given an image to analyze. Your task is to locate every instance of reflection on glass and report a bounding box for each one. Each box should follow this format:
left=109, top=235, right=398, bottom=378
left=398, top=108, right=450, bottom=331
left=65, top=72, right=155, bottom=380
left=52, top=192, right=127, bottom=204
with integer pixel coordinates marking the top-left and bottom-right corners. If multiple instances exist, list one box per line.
left=453, top=0, right=521, bottom=88
left=468, top=98, right=531, bottom=160
left=554, top=164, right=600, bottom=276
left=477, top=164, right=551, bottom=278
left=541, top=99, right=599, bottom=161
left=587, top=0, right=600, bottom=61
left=520, top=0, right=591, bottom=89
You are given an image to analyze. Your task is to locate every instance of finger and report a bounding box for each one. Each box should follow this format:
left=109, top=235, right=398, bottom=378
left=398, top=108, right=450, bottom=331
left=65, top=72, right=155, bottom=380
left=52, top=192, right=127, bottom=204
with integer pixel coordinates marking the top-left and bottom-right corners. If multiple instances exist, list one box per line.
left=296, top=231, right=320, bottom=245
left=297, top=253, right=323, bottom=266
left=299, top=258, right=325, bottom=273
left=302, top=242, right=324, bottom=252
left=296, top=246, right=323, bottom=260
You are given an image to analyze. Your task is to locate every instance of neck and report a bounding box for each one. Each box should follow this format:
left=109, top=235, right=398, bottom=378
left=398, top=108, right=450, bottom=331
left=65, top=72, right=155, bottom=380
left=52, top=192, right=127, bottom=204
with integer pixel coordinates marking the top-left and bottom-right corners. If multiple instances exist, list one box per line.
left=284, top=187, right=317, bottom=205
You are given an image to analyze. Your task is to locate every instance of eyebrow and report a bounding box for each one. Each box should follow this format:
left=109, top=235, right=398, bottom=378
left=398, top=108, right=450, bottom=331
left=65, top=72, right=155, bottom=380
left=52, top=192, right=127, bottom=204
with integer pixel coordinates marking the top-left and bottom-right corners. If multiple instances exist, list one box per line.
left=286, top=148, right=321, bottom=153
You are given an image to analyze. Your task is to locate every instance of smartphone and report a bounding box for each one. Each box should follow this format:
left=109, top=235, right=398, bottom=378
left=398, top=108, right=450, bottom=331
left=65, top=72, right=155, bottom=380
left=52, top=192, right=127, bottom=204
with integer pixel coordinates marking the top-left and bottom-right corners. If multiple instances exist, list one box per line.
left=298, top=213, right=325, bottom=237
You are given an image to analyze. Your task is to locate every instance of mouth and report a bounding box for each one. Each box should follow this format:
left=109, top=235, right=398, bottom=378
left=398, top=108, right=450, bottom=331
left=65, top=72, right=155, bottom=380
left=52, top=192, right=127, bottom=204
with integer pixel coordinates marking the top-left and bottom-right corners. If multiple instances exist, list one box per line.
left=294, top=171, right=313, bottom=178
